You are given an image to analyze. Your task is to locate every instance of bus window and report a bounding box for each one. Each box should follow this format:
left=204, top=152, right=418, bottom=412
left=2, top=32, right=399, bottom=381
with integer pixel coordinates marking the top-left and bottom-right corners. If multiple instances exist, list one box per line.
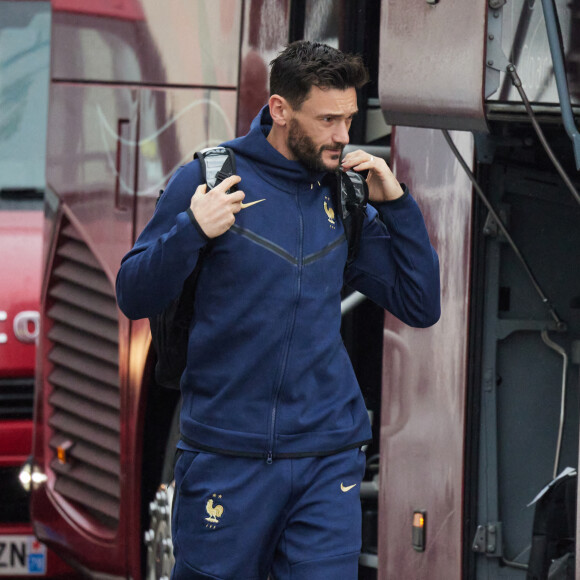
left=0, top=1, right=50, bottom=203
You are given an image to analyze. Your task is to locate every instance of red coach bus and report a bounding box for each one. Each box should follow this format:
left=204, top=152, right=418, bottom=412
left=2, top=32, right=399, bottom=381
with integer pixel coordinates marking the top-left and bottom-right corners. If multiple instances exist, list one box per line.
left=26, top=0, right=580, bottom=579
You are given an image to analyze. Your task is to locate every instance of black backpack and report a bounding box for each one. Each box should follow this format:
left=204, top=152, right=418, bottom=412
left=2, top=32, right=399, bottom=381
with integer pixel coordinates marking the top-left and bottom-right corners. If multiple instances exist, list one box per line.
left=150, top=146, right=368, bottom=389
left=527, top=471, right=577, bottom=580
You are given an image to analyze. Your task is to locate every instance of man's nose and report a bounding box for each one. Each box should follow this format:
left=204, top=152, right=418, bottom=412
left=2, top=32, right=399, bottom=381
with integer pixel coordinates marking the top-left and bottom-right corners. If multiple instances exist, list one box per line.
left=333, top=121, right=350, bottom=145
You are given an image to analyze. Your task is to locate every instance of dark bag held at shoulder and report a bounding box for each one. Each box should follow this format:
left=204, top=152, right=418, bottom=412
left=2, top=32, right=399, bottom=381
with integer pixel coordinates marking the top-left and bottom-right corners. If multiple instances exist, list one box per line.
left=150, top=147, right=368, bottom=389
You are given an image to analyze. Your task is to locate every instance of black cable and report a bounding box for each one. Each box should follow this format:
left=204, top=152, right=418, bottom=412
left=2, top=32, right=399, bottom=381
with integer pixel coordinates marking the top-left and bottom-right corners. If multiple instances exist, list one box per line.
left=441, top=129, right=564, bottom=328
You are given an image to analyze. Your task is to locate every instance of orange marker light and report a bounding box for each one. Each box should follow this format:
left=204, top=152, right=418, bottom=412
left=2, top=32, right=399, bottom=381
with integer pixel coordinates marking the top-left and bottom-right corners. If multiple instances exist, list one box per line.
left=57, top=440, right=74, bottom=464
left=412, top=510, right=426, bottom=552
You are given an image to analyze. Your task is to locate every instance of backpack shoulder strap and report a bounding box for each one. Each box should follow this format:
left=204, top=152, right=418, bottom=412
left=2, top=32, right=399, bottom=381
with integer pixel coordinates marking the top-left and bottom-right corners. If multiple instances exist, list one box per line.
left=150, top=148, right=236, bottom=390
left=338, top=170, right=368, bottom=267
left=340, top=170, right=368, bottom=215
left=194, top=146, right=237, bottom=191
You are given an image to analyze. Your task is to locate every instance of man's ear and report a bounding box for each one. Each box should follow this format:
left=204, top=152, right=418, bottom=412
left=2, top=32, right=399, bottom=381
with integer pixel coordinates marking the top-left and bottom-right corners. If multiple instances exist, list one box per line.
left=268, top=94, right=291, bottom=127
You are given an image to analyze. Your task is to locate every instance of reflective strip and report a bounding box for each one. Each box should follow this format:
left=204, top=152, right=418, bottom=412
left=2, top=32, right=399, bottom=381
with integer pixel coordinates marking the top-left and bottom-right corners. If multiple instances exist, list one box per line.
left=230, top=225, right=298, bottom=265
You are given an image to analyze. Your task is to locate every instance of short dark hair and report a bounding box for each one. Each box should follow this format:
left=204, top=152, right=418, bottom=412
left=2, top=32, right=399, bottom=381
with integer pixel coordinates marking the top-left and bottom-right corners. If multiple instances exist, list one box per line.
left=269, top=40, right=369, bottom=109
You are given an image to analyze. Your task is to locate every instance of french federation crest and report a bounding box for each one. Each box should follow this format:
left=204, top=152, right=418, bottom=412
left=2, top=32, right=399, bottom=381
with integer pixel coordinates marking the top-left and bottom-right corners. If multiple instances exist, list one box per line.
left=324, top=195, right=336, bottom=228
left=204, top=493, right=224, bottom=529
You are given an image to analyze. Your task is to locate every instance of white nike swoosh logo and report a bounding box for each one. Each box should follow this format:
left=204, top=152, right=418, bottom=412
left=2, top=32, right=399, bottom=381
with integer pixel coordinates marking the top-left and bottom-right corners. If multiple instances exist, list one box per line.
left=340, top=483, right=357, bottom=493
left=240, top=199, right=266, bottom=209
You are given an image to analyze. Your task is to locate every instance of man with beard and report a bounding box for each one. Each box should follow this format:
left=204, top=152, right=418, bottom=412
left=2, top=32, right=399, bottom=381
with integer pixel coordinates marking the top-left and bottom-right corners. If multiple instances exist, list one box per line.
left=116, top=41, right=440, bottom=579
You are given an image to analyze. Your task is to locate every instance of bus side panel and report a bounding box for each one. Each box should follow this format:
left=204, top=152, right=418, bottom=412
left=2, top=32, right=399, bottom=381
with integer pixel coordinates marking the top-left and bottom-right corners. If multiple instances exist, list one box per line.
left=378, top=0, right=487, bottom=132
left=379, top=127, right=474, bottom=579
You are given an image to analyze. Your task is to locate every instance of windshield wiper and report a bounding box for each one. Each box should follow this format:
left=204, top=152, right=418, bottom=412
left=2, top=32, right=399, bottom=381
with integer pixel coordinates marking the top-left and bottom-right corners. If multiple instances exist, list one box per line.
left=0, top=187, right=44, bottom=200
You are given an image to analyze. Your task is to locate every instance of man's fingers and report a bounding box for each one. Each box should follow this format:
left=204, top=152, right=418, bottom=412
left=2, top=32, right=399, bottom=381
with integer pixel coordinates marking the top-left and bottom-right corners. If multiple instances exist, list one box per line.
left=228, top=190, right=245, bottom=210
left=341, top=149, right=383, bottom=172
left=194, top=183, right=208, bottom=196
left=212, top=174, right=242, bottom=194
left=340, top=148, right=365, bottom=169
left=230, top=192, right=247, bottom=214
left=227, top=189, right=245, bottom=201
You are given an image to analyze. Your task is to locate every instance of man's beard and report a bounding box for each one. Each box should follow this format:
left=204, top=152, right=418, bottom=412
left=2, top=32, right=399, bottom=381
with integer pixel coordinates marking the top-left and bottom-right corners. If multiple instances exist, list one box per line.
left=287, top=118, right=344, bottom=173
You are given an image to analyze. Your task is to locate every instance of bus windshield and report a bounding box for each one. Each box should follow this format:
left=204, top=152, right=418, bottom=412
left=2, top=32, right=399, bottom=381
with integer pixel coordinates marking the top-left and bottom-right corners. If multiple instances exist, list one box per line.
left=0, top=1, right=50, bottom=207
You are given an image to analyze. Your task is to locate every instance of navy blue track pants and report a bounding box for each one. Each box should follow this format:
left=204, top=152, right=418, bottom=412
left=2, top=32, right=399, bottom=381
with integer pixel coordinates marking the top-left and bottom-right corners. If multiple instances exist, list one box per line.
left=170, top=447, right=366, bottom=579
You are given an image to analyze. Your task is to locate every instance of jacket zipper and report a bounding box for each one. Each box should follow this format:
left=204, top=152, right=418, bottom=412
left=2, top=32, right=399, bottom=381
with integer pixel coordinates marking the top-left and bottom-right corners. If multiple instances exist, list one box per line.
left=267, top=185, right=304, bottom=463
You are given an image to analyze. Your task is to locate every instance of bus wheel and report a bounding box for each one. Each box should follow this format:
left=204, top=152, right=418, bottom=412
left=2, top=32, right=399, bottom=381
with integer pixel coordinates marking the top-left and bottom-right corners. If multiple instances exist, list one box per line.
left=144, top=481, right=175, bottom=580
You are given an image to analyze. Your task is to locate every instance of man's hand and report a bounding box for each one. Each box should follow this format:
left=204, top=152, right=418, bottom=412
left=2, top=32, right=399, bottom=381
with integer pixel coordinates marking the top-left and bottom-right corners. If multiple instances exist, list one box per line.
left=190, top=175, right=245, bottom=238
left=341, top=150, right=404, bottom=202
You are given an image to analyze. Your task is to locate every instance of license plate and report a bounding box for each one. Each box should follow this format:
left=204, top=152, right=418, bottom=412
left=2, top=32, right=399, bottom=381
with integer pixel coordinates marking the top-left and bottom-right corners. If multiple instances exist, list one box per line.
left=0, top=535, right=46, bottom=576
